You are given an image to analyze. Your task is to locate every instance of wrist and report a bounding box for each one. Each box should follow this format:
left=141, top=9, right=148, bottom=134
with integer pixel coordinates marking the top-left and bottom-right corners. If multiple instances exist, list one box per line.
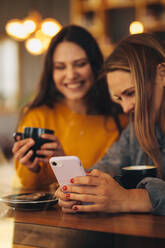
left=125, top=189, right=153, bottom=213
left=28, top=164, right=41, bottom=174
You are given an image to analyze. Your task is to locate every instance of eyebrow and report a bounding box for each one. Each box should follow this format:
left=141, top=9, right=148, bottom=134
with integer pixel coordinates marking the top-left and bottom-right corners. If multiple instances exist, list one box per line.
left=122, top=87, right=135, bottom=94
left=113, top=87, right=135, bottom=97
left=54, top=57, right=88, bottom=63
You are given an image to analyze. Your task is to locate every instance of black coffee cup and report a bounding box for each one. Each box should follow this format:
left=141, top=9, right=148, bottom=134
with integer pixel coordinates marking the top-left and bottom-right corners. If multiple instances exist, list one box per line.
left=13, top=127, right=54, bottom=161
left=121, top=165, right=157, bottom=189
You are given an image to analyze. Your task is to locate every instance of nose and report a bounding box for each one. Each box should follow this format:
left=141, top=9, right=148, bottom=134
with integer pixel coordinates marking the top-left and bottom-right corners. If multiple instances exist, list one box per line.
left=65, top=66, right=76, bottom=80
left=121, top=98, right=135, bottom=114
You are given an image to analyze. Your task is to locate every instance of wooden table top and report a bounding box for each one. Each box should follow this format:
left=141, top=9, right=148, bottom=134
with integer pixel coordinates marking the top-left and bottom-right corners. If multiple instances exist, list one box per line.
left=1, top=201, right=165, bottom=248
left=11, top=205, right=165, bottom=239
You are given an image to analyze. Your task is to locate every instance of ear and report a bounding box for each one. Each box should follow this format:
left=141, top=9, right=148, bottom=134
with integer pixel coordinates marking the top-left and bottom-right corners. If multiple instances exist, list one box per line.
left=156, top=63, right=165, bottom=87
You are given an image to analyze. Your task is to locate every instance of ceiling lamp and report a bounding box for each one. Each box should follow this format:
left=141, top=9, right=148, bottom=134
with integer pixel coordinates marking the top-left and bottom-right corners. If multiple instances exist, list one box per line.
left=5, top=11, right=62, bottom=55
left=25, top=38, right=44, bottom=55
left=41, top=18, right=61, bottom=37
left=129, top=21, right=144, bottom=34
left=6, top=19, right=29, bottom=40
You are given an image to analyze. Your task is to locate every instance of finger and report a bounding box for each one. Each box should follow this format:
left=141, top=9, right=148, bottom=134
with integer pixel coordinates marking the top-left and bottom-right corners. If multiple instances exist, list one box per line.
left=37, top=147, right=65, bottom=157
left=14, top=140, right=35, bottom=160
left=55, top=187, right=68, bottom=200
left=71, top=203, right=103, bottom=213
left=12, top=138, right=34, bottom=153
left=62, top=185, right=97, bottom=195
left=58, top=198, right=77, bottom=209
left=55, top=187, right=77, bottom=201
left=37, top=157, right=49, bottom=164
left=26, top=158, right=41, bottom=173
left=61, top=207, right=76, bottom=214
left=19, top=150, right=34, bottom=164
left=36, top=149, right=56, bottom=157
left=70, top=174, right=100, bottom=186
left=89, top=169, right=110, bottom=178
left=40, top=133, right=57, bottom=140
left=64, top=192, right=98, bottom=204
left=40, top=142, right=59, bottom=150
left=55, top=187, right=62, bottom=197
left=15, top=135, right=21, bottom=141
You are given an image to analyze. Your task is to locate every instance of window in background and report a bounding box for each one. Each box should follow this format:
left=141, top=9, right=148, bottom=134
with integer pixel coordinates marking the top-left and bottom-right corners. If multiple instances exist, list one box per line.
left=106, top=7, right=135, bottom=44
left=0, top=38, right=19, bottom=111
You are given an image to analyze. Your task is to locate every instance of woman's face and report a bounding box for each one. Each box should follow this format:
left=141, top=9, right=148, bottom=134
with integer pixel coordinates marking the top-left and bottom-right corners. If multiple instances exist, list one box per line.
left=107, top=70, right=135, bottom=114
left=107, top=68, right=164, bottom=116
left=52, top=41, right=94, bottom=101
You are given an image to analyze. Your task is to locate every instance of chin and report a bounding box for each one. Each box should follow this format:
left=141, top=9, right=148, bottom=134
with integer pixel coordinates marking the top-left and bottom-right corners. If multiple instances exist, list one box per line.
left=65, top=93, right=87, bottom=101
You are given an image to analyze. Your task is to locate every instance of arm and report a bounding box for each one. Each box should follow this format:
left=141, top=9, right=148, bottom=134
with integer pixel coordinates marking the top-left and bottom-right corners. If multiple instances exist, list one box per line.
left=56, top=125, right=165, bottom=215
left=56, top=169, right=152, bottom=214
left=92, top=124, right=131, bottom=177
left=13, top=107, right=60, bottom=189
left=137, top=177, right=165, bottom=215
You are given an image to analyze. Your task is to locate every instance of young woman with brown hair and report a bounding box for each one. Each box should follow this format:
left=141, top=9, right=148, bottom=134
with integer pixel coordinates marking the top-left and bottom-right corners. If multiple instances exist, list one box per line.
left=12, top=25, right=126, bottom=189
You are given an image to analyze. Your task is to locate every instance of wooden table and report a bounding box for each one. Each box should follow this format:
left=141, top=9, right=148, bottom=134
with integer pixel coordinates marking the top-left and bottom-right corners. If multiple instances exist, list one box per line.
left=1, top=202, right=165, bottom=248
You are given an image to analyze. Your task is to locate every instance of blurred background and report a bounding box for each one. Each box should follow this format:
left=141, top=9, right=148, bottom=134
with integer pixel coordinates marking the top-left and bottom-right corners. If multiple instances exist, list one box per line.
left=0, top=0, right=165, bottom=163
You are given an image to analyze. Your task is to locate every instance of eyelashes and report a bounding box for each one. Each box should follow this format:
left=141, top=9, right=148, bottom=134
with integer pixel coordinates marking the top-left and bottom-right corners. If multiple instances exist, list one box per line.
left=111, top=91, right=135, bottom=103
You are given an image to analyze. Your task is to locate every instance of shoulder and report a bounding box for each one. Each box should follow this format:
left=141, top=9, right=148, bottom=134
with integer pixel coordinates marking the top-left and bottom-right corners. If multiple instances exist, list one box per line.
left=24, top=105, right=53, bottom=117
left=18, top=105, right=54, bottom=131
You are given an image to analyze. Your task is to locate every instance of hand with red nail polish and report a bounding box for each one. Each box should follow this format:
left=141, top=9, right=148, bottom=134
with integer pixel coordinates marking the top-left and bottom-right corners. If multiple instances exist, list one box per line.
left=62, top=185, right=67, bottom=191
left=73, top=206, right=78, bottom=211
left=70, top=178, right=74, bottom=183
left=66, top=193, right=70, bottom=198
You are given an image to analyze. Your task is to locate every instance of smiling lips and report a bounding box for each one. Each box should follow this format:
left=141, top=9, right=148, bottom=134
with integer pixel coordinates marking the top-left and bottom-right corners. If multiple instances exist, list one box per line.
left=64, top=81, right=84, bottom=89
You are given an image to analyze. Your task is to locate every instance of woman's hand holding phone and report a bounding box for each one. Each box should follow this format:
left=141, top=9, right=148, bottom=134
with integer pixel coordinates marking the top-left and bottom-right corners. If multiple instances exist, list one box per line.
left=55, top=169, right=132, bottom=214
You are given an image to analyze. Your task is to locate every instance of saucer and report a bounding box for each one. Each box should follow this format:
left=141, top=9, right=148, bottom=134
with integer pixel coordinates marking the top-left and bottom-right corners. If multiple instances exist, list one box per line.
left=0, top=192, right=58, bottom=211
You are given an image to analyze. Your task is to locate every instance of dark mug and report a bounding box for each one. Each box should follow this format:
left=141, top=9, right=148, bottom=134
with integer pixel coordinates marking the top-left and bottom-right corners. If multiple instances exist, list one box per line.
left=121, top=165, right=157, bottom=189
left=13, top=127, right=54, bottom=161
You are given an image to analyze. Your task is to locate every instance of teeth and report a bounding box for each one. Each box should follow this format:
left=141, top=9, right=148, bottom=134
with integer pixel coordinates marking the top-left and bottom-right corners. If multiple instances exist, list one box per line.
left=66, top=83, right=82, bottom=89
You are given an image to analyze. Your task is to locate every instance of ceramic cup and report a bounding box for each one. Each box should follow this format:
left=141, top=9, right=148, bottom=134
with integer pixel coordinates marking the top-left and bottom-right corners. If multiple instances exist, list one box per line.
left=121, top=165, right=157, bottom=189
left=13, top=127, right=54, bottom=161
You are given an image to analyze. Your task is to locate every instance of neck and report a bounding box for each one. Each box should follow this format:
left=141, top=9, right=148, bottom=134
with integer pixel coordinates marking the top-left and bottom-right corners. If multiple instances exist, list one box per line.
left=62, top=98, right=87, bottom=114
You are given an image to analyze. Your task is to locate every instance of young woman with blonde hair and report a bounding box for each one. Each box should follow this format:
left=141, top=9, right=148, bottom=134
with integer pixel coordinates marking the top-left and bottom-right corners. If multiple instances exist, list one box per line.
left=56, top=33, right=165, bottom=215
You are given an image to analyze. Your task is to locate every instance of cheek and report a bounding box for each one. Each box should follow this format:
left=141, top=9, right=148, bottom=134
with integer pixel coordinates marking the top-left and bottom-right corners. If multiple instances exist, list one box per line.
left=132, top=96, right=136, bottom=105
left=85, top=69, right=94, bottom=85
left=81, top=65, right=93, bottom=79
left=53, top=71, right=61, bottom=86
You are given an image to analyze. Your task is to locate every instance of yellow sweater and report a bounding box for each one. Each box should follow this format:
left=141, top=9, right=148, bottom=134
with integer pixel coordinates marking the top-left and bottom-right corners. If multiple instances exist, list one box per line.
left=15, top=103, right=127, bottom=189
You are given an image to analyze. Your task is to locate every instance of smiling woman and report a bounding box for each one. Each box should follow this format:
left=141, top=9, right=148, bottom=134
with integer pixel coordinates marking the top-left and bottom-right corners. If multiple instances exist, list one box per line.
left=52, top=41, right=94, bottom=107
left=12, top=24, right=127, bottom=189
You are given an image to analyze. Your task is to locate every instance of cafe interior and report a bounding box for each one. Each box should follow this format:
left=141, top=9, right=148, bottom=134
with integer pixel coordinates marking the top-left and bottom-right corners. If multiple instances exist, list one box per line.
left=0, top=0, right=165, bottom=247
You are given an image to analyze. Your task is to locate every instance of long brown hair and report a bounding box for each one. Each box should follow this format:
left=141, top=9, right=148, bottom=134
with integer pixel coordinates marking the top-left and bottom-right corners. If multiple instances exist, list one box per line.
left=103, top=33, right=165, bottom=177
left=25, top=25, right=122, bottom=115
left=19, top=25, right=122, bottom=130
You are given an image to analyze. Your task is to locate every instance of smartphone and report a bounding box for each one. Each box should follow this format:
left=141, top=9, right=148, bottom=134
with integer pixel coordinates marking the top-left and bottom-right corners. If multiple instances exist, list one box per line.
left=49, top=156, right=86, bottom=187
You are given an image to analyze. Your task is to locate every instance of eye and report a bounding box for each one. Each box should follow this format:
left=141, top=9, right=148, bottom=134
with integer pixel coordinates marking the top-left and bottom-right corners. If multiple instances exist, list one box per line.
left=53, top=64, right=65, bottom=70
left=112, top=95, right=122, bottom=103
left=75, top=59, right=89, bottom=67
left=126, top=90, right=135, bottom=97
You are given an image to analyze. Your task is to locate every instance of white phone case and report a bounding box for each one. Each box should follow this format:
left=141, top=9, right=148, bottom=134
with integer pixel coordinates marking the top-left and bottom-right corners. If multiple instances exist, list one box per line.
left=49, top=156, right=86, bottom=187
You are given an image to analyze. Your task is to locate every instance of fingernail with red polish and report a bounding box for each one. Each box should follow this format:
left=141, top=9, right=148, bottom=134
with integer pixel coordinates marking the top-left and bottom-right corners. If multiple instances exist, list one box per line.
left=66, top=193, right=70, bottom=198
left=73, top=206, right=78, bottom=211
left=70, top=178, right=74, bottom=183
left=62, top=185, right=67, bottom=191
